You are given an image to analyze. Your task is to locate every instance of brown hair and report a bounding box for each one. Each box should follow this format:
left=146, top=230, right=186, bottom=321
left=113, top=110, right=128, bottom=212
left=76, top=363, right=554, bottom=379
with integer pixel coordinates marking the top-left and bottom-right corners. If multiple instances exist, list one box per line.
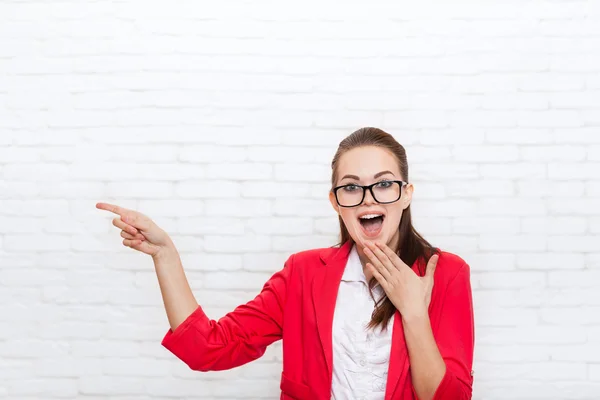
left=330, top=127, right=439, bottom=330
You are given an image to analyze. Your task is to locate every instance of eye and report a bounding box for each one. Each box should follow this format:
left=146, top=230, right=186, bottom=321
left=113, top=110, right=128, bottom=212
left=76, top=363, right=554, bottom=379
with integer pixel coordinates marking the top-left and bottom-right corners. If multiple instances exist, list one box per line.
left=342, top=184, right=360, bottom=192
left=375, top=180, right=393, bottom=188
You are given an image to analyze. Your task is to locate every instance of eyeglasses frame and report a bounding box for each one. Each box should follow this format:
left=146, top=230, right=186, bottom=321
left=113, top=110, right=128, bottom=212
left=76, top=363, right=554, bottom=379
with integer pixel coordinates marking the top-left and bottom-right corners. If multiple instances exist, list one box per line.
left=332, top=180, right=409, bottom=208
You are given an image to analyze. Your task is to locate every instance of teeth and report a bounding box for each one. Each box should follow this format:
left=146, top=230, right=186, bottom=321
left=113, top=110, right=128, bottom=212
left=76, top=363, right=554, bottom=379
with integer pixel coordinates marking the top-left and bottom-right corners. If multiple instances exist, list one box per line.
left=360, top=214, right=383, bottom=220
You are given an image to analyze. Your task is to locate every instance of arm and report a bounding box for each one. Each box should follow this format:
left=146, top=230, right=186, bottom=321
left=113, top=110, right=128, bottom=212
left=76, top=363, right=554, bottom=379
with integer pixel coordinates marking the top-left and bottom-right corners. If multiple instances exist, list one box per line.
left=405, top=263, right=475, bottom=400
left=96, top=202, right=290, bottom=372
left=153, top=243, right=199, bottom=332
left=161, top=253, right=293, bottom=371
left=402, top=314, right=446, bottom=400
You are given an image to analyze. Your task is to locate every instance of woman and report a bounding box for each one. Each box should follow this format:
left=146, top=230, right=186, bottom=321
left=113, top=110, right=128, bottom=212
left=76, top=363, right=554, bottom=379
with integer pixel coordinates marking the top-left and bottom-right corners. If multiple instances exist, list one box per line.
left=97, top=127, right=475, bottom=400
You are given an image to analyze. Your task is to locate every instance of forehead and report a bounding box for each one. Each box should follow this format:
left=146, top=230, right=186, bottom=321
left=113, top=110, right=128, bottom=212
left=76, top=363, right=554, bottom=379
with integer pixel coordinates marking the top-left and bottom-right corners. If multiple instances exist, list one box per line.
left=336, top=146, right=401, bottom=180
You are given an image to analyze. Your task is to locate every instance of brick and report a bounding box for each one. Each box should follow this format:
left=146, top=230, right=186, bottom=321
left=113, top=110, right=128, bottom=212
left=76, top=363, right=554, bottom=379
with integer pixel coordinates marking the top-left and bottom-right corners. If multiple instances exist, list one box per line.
left=246, top=217, right=313, bottom=235
left=175, top=180, right=241, bottom=198
left=542, top=307, right=600, bottom=325
left=482, top=93, right=548, bottom=109
left=272, top=235, right=335, bottom=252
left=78, top=376, right=146, bottom=396
left=205, top=199, right=271, bottom=217
left=474, top=271, right=546, bottom=289
left=274, top=199, right=332, bottom=217
left=179, top=145, right=247, bottom=162
left=176, top=216, right=244, bottom=235
left=206, top=163, right=272, bottom=180
left=4, top=235, right=70, bottom=252
left=413, top=217, right=453, bottom=235
left=481, top=163, right=546, bottom=179
left=0, top=216, right=42, bottom=233
left=555, top=128, right=600, bottom=143
left=453, top=145, right=519, bottom=162
left=203, top=271, right=273, bottom=290
left=453, top=217, right=519, bottom=234
left=586, top=182, right=600, bottom=196
left=479, top=235, right=546, bottom=252
left=6, top=378, right=78, bottom=397
left=518, top=253, right=586, bottom=270
left=478, top=198, right=547, bottom=216
left=243, top=253, right=290, bottom=272
left=549, top=271, right=600, bottom=287
left=411, top=163, right=479, bottom=180
left=241, top=181, right=311, bottom=198
left=547, top=236, right=600, bottom=252
left=445, top=180, right=515, bottom=198
left=3, top=163, right=69, bottom=181
left=486, top=129, right=553, bottom=144
left=522, top=217, right=587, bottom=234
left=548, top=199, right=600, bottom=215
left=548, top=163, right=599, bottom=180
left=106, top=182, right=174, bottom=198
left=517, top=180, right=584, bottom=197
left=203, top=235, right=271, bottom=253
left=384, top=111, right=448, bottom=128
left=275, top=163, right=330, bottom=182
left=418, top=130, right=485, bottom=145
left=412, top=199, right=473, bottom=219
left=518, top=73, right=585, bottom=91
left=522, top=145, right=586, bottom=161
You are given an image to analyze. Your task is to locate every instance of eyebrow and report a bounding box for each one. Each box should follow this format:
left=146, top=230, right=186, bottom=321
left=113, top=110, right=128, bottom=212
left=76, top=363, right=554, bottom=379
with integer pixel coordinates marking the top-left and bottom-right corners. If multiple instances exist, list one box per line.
left=340, top=170, right=395, bottom=181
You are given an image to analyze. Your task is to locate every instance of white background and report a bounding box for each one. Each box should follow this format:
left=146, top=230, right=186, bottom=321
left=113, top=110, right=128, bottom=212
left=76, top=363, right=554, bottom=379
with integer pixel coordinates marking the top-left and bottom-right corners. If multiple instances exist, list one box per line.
left=1, top=1, right=600, bottom=399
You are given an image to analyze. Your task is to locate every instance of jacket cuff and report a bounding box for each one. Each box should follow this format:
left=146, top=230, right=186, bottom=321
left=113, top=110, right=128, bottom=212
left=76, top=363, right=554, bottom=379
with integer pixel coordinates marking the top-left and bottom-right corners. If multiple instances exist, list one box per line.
left=161, top=305, right=208, bottom=351
left=431, top=365, right=454, bottom=400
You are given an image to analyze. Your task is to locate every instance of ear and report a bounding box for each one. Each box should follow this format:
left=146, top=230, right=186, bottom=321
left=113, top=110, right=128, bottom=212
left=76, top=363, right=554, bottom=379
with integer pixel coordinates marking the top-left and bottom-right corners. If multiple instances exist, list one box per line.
left=329, top=190, right=341, bottom=215
left=402, top=183, right=414, bottom=210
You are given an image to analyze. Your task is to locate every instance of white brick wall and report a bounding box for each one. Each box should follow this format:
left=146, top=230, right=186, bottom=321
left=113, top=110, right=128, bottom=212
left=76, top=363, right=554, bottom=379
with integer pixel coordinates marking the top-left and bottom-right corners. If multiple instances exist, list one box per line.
left=1, top=1, right=599, bottom=399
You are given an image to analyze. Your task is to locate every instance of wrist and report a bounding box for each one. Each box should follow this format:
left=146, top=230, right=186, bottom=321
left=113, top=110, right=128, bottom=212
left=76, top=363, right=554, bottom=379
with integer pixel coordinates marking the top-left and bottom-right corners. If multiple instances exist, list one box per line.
left=401, top=308, right=430, bottom=325
left=152, top=241, right=178, bottom=263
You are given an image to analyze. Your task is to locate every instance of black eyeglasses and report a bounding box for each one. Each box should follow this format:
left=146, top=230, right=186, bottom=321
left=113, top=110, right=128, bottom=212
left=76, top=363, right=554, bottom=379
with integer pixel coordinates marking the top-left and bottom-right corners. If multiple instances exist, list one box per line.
left=332, top=180, right=408, bottom=208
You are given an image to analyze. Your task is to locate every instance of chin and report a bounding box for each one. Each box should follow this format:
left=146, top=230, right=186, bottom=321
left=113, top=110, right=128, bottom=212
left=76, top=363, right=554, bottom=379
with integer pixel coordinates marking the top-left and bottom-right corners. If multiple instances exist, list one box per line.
left=353, top=231, right=389, bottom=246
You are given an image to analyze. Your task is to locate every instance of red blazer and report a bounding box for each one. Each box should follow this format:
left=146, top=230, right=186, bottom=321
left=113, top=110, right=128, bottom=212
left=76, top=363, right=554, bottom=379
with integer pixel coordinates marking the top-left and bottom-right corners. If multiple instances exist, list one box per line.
left=162, top=240, right=475, bottom=399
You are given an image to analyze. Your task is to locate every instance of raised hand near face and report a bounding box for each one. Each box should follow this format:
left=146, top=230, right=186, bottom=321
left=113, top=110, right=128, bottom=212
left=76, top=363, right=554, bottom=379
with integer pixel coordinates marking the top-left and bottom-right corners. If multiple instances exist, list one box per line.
left=363, top=241, right=439, bottom=320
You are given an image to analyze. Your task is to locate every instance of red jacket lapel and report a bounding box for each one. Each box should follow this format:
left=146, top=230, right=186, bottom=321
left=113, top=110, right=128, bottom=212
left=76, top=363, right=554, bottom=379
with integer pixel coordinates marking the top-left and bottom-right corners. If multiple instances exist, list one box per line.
left=312, top=241, right=352, bottom=378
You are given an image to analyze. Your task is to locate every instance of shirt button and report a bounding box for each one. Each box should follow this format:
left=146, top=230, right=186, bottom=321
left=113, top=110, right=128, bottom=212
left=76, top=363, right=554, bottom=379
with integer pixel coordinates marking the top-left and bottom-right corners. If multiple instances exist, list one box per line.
left=360, top=359, right=366, bottom=367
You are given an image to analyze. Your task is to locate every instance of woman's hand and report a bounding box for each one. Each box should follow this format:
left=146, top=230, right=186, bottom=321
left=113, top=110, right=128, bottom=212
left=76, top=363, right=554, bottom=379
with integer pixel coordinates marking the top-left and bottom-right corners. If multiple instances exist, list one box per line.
left=96, top=202, right=174, bottom=259
left=363, top=241, right=439, bottom=321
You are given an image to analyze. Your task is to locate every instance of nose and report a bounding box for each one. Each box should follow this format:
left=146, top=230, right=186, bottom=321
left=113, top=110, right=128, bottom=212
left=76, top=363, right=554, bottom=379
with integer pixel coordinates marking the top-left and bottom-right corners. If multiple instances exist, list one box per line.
left=362, top=187, right=376, bottom=205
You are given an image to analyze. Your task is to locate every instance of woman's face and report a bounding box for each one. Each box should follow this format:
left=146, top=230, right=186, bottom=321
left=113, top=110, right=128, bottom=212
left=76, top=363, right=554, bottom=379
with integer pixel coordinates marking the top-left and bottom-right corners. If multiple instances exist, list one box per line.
left=329, top=145, right=413, bottom=254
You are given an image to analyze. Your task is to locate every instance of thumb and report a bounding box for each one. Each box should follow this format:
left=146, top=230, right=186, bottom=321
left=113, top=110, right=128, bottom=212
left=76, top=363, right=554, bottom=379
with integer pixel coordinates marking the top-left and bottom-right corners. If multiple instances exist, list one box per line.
left=127, top=239, right=159, bottom=256
left=425, top=254, right=439, bottom=279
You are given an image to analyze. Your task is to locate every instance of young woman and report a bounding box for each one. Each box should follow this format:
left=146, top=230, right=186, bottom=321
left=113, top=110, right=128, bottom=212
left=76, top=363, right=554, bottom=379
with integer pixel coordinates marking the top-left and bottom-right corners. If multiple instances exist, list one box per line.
left=97, top=128, right=475, bottom=400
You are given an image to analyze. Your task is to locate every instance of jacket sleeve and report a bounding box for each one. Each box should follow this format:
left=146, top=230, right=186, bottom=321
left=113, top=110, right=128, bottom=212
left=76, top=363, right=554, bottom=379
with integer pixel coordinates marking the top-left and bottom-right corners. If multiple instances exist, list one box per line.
left=431, top=262, right=475, bottom=400
left=160, top=254, right=295, bottom=372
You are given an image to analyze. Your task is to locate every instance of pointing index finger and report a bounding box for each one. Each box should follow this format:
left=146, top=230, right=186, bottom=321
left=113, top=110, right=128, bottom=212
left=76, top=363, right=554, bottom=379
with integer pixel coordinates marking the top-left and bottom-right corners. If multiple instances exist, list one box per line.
left=96, top=202, right=125, bottom=216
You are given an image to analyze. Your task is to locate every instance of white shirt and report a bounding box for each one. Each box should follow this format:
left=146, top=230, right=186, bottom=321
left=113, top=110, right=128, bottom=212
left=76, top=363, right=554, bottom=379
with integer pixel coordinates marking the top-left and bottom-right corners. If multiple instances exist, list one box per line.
left=331, top=244, right=394, bottom=400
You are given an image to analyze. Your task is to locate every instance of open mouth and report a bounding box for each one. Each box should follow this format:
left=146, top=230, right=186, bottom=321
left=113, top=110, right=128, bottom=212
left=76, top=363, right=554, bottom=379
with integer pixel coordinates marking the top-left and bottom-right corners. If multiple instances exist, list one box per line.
left=358, top=213, right=385, bottom=237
